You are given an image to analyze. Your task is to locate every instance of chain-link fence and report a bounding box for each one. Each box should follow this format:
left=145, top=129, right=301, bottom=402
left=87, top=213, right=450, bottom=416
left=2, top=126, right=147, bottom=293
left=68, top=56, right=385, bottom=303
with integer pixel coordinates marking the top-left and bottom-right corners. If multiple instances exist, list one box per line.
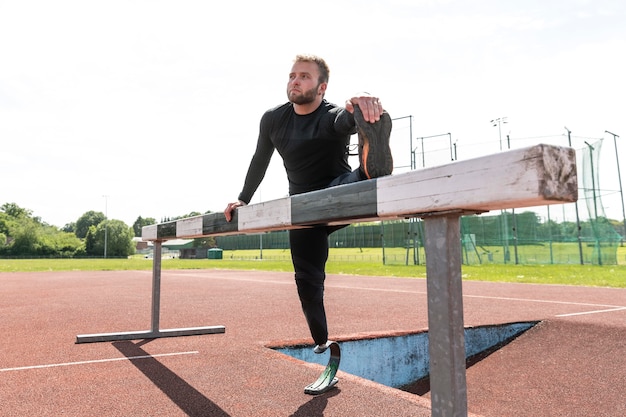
left=215, top=132, right=624, bottom=265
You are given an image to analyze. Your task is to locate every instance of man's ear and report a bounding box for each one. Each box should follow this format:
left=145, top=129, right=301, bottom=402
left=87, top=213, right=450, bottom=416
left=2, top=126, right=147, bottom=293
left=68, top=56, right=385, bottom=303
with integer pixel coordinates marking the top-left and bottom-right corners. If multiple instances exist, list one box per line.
left=318, top=82, right=328, bottom=96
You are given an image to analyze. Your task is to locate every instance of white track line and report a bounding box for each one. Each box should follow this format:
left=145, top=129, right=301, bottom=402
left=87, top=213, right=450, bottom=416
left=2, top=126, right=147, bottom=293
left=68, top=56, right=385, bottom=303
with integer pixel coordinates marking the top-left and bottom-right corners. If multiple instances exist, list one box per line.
left=332, top=286, right=626, bottom=310
left=177, top=272, right=626, bottom=315
left=462, top=294, right=624, bottom=309
left=0, top=351, right=199, bottom=373
left=556, top=307, right=626, bottom=317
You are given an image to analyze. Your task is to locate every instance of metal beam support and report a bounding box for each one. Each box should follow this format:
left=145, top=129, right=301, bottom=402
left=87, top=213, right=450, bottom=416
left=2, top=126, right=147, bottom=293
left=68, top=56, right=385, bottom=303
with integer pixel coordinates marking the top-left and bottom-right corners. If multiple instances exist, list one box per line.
left=151, top=240, right=162, bottom=332
left=76, top=240, right=225, bottom=344
left=424, top=214, right=467, bottom=417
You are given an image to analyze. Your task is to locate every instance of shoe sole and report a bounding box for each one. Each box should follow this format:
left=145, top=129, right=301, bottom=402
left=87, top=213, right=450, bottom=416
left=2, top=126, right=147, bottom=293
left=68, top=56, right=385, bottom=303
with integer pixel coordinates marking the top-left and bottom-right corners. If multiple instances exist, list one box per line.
left=354, top=105, right=393, bottom=179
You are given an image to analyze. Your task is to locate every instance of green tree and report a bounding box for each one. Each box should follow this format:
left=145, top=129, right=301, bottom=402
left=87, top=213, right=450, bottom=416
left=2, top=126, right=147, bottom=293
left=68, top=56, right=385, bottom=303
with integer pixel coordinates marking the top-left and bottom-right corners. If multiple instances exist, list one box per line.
left=1, top=203, right=30, bottom=239
left=62, top=222, right=76, bottom=233
left=85, top=220, right=135, bottom=257
left=75, top=211, right=105, bottom=239
left=132, top=216, right=156, bottom=237
left=0, top=212, right=12, bottom=237
left=1, top=202, right=32, bottom=219
left=84, top=225, right=98, bottom=255
left=39, top=228, right=85, bottom=257
left=9, top=219, right=39, bottom=254
left=0, top=213, right=84, bottom=257
left=0, top=203, right=83, bottom=257
left=537, top=219, right=562, bottom=241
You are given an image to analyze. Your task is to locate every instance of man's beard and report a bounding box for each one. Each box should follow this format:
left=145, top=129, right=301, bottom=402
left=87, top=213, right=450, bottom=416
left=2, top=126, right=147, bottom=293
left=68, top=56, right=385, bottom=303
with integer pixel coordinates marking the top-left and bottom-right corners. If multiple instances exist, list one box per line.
left=288, top=85, right=318, bottom=105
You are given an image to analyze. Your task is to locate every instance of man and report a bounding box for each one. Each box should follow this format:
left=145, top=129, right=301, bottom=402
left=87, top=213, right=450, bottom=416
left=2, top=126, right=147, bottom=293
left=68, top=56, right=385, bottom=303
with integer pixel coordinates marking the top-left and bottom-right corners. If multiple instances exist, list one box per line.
left=224, top=54, right=392, bottom=354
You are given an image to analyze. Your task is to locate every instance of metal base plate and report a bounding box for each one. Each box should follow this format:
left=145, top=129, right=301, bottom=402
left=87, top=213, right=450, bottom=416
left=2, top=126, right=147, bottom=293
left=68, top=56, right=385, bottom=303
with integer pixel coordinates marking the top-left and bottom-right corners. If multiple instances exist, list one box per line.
left=76, top=325, right=226, bottom=344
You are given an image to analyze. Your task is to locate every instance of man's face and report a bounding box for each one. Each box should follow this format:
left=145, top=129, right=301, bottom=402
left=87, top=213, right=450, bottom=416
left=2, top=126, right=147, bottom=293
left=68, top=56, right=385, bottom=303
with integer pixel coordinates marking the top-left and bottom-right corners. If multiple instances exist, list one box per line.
left=287, top=61, right=326, bottom=105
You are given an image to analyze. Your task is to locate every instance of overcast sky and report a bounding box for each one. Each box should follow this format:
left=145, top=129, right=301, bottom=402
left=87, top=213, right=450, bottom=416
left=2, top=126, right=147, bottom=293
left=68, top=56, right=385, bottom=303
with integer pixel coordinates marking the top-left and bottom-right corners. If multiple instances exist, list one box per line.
left=1, top=0, right=625, bottom=228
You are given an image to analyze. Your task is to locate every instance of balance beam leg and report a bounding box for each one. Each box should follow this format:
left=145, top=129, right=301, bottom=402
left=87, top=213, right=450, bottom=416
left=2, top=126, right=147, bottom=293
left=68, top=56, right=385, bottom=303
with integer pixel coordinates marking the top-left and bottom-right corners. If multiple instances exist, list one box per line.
left=151, top=240, right=162, bottom=332
left=423, top=214, right=468, bottom=417
left=76, top=240, right=225, bottom=344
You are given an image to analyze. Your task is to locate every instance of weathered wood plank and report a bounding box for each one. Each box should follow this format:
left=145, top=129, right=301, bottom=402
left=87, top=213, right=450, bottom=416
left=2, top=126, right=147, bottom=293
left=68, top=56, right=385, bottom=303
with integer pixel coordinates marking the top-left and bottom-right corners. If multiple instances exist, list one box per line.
left=142, top=144, right=577, bottom=241
left=291, top=180, right=378, bottom=225
left=377, top=144, right=577, bottom=217
left=238, top=198, right=292, bottom=232
left=177, top=216, right=203, bottom=237
left=203, top=211, right=239, bottom=236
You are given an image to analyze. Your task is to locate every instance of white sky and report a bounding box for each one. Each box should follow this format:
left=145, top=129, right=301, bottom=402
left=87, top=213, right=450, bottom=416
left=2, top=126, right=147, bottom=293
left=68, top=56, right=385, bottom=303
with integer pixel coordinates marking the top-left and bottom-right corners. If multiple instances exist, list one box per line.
left=1, top=0, right=625, bottom=228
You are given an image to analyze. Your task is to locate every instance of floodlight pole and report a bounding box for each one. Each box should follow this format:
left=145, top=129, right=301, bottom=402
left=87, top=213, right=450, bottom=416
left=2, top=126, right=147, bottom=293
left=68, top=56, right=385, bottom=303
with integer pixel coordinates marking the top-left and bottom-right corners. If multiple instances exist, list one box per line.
left=103, top=195, right=108, bottom=259
left=584, top=141, right=602, bottom=265
left=491, top=117, right=507, bottom=151
left=492, top=118, right=510, bottom=262
left=565, top=127, right=584, bottom=264
left=605, top=130, right=625, bottom=245
left=393, top=115, right=419, bottom=265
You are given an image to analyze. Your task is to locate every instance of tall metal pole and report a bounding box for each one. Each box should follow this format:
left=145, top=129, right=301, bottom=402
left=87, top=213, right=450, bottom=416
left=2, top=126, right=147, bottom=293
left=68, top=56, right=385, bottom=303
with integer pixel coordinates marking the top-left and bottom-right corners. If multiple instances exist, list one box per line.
left=504, top=135, right=519, bottom=263
left=492, top=117, right=509, bottom=262
left=391, top=115, right=415, bottom=265
left=585, top=141, right=602, bottom=265
left=103, top=195, right=108, bottom=259
left=392, top=113, right=418, bottom=266
left=491, top=117, right=507, bottom=151
left=259, top=190, right=263, bottom=259
left=547, top=205, right=554, bottom=264
left=605, top=130, right=625, bottom=245
left=565, top=127, right=584, bottom=264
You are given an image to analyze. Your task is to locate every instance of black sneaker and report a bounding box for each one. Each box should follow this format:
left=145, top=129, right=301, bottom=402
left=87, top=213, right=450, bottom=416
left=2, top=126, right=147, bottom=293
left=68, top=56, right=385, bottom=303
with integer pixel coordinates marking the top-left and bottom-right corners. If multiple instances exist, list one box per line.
left=354, top=105, right=393, bottom=179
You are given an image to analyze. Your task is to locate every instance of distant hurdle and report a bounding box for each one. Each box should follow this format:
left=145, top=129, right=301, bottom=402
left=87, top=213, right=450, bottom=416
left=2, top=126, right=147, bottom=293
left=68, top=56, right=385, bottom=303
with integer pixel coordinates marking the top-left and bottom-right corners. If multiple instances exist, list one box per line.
left=77, top=144, right=577, bottom=417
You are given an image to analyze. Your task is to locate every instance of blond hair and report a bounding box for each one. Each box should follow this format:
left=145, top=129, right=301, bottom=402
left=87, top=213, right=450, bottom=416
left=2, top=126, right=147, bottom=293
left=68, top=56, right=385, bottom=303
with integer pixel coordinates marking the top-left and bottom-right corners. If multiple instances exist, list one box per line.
left=294, top=54, right=330, bottom=84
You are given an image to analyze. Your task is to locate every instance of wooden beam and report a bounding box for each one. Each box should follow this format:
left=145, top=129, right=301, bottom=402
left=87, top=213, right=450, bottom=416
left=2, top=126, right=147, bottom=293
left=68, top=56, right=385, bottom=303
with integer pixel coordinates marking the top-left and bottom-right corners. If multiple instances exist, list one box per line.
left=142, top=144, right=577, bottom=241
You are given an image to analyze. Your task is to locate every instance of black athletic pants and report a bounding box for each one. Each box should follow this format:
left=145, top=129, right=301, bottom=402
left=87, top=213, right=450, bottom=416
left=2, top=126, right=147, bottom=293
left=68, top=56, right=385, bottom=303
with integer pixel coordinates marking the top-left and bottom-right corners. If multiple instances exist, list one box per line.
left=290, top=168, right=365, bottom=345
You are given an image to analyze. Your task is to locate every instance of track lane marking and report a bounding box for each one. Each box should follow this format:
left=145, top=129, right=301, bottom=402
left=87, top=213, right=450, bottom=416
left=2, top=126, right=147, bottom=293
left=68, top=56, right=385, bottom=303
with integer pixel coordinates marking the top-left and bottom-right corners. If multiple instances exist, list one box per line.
left=173, top=272, right=626, bottom=314
left=462, top=294, right=624, bottom=309
left=556, top=307, right=626, bottom=317
left=1, top=351, right=199, bottom=372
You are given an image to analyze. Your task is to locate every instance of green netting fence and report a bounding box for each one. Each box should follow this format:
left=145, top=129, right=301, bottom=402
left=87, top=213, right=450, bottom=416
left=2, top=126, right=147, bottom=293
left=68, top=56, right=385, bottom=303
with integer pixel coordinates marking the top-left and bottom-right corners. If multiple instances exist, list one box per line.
left=214, top=211, right=623, bottom=265
left=215, top=138, right=624, bottom=265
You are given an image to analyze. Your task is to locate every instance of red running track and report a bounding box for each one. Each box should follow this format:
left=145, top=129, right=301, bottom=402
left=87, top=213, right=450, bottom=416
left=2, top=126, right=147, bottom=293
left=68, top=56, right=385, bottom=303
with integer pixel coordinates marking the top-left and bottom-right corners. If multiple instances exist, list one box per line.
left=1, top=269, right=624, bottom=417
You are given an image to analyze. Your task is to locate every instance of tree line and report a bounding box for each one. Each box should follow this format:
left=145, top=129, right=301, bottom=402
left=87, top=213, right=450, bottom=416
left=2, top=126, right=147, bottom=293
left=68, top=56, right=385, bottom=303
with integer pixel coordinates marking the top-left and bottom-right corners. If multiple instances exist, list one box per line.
left=0, top=203, right=219, bottom=258
left=0, top=202, right=156, bottom=258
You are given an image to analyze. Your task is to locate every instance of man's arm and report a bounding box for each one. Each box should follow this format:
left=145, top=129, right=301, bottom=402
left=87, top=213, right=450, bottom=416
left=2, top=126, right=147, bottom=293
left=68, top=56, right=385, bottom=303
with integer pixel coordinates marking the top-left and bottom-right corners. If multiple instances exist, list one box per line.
left=224, top=113, right=275, bottom=222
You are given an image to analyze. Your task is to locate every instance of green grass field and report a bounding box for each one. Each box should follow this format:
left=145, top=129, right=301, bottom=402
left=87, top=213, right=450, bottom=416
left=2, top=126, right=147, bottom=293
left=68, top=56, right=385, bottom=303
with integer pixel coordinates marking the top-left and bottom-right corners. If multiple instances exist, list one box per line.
left=1, top=246, right=625, bottom=288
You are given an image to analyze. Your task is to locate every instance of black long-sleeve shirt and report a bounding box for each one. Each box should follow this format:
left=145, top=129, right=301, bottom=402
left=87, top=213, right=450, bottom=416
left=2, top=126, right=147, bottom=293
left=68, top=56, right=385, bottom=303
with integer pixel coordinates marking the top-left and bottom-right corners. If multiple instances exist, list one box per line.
left=237, top=100, right=356, bottom=204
